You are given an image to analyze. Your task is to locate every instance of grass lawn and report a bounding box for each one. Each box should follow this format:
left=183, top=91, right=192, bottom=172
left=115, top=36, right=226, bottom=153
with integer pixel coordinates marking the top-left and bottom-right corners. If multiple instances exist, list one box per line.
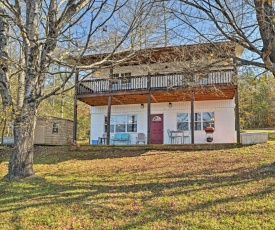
left=0, top=143, right=275, bottom=230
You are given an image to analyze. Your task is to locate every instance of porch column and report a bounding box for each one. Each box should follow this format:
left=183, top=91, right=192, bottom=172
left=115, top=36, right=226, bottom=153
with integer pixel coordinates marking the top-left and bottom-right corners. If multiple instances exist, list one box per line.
left=233, top=57, right=241, bottom=144
left=147, top=73, right=151, bottom=144
left=235, top=87, right=241, bottom=144
left=147, top=93, right=151, bottom=144
left=190, top=90, right=195, bottom=144
left=107, top=67, right=113, bottom=145
left=107, top=96, right=112, bottom=145
left=73, top=71, right=79, bottom=144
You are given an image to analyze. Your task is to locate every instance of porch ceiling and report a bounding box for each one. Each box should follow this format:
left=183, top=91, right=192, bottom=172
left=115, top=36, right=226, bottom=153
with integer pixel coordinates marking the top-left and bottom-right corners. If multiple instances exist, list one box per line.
left=78, top=87, right=236, bottom=106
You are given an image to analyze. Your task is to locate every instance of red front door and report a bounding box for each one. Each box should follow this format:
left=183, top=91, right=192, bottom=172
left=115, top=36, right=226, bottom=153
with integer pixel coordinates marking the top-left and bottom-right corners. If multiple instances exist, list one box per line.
left=150, top=114, right=163, bottom=144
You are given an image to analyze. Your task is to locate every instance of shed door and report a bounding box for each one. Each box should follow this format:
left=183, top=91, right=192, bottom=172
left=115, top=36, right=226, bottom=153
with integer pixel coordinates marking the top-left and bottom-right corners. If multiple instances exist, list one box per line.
left=150, top=114, right=163, bottom=144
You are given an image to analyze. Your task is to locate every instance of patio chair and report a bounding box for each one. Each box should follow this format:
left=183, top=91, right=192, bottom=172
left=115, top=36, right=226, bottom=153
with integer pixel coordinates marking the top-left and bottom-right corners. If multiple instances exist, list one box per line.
left=98, top=133, right=107, bottom=145
left=182, top=131, right=190, bottom=144
left=167, top=129, right=181, bottom=144
left=136, top=133, right=146, bottom=144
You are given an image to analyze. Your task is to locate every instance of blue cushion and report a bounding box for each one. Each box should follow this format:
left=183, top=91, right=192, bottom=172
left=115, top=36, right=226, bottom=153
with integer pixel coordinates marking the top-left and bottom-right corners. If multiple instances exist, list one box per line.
left=114, top=133, right=122, bottom=139
left=121, top=133, right=129, bottom=139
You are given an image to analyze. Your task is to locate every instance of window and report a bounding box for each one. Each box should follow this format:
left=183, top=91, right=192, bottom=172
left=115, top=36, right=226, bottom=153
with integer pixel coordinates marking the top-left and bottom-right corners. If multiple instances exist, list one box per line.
left=52, top=123, right=59, bottom=134
left=121, top=72, right=131, bottom=77
left=177, top=113, right=189, bottom=131
left=113, top=72, right=131, bottom=80
left=203, top=112, right=215, bottom=129
left=104, top=117, right=114, bottom=133
left=152, top=116, right=162, bottom=121
left=127, top=115, right=137, bottom=132
left=177, top=112, right=214, bottom=131
left=194, top=113, right=201, bottom=130
left=105, top=115, right=137, bottom=133
left=121, top=72, right=131, bottom=83
left=115, top=115, right=126, bottom=132
left=112, top=72, right=131, bottom=90
left=112, top=74, right=120, bottom=87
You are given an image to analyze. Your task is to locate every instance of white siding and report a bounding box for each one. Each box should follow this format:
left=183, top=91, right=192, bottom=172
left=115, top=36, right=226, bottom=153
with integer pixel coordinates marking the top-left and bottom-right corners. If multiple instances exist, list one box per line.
left=90, top=99, right=236, bottom=144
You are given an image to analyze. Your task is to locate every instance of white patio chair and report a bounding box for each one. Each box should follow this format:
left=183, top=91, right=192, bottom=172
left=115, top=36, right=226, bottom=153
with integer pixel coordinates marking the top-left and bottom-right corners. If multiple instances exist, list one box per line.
left=183, top=131, right=190, bottom=144
left=136, top=133, right=146, bottom=144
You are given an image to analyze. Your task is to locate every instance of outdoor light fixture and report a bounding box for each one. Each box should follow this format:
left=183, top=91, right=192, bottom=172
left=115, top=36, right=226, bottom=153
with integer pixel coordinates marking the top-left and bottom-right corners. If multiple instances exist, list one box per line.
left=168, top=102, right=172, bottom=108
left=141, top=104, right=144, bottom=109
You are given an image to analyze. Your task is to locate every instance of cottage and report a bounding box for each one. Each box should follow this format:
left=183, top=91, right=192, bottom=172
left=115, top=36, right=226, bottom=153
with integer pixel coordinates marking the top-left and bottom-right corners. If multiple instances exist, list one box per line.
left=75, top=42, right=244, bottom=145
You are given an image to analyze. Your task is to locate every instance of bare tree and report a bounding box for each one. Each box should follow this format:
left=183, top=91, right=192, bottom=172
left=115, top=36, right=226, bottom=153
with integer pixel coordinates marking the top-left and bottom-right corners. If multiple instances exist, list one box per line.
left=167, top=0, right=275, bottom=75
left=0, top=0, right=152, bottom=180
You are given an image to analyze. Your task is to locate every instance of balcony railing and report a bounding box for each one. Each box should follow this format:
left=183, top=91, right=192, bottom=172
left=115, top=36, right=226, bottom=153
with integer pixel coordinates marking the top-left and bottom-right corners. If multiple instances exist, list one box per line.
left=77, top=69, right=235, bottom=96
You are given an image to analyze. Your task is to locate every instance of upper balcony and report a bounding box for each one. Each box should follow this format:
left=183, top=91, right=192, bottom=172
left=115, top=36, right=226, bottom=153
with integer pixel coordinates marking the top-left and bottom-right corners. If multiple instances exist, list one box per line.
left=77, top=69, right=235, bottom=94
left=76, top=69, right=237, bottom=106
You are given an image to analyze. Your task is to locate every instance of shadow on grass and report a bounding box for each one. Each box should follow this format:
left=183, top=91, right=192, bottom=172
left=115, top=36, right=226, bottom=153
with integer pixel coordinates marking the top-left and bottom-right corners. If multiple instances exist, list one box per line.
left=119, top=182, right=275, bottom=230
left=0, top=144, right=275, bottom=228
left=1, top=143, right=243, bottom=165
left=0, top=165, right=274, bottom=216
left=0, top=145, right=151, bottom=165
left=34, top=146, right=151, bottom=164
left=33, top=144, right=246, bottom=164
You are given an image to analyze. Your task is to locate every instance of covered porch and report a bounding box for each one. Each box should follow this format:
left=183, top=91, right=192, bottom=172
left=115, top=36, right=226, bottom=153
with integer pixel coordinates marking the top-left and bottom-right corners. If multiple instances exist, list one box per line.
left=88, top=99, right=239, bottom=145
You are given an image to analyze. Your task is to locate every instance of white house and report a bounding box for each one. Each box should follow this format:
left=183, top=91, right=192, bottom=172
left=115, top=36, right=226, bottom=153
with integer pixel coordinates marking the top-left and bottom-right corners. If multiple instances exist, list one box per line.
left=75, top=42, right=243, bottom=145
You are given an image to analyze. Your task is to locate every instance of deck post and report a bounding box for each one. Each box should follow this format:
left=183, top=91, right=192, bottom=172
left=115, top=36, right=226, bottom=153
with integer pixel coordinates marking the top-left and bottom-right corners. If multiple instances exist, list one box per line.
left=73, top=71, right=79, bottom=144
left=233, top=58, right=241, bottom=144
left=147, top=73, right=151, bottom=144
left=190, top=90, right=195, bottom=144
left=107, top=67, right=113, bottom=145
left=235, top=88, right=241, bottom=144
left=233, top=57, right=240, bottom=144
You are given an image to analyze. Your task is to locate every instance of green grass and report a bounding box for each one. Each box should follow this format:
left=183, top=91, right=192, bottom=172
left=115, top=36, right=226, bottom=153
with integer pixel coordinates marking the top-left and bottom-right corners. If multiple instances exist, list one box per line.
left=269, top=132, right=275, bottom=141
left=1, top=144, right=275, bottom=229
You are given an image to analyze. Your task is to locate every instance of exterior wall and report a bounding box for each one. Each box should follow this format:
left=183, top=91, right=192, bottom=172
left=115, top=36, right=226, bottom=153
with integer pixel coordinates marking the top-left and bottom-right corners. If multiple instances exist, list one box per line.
left=90, top=99, right=236, bottom=144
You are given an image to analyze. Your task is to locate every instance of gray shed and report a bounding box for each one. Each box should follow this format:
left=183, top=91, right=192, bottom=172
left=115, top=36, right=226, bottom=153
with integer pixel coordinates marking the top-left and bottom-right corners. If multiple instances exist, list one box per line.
left=34, top=116, right=73, bottom=145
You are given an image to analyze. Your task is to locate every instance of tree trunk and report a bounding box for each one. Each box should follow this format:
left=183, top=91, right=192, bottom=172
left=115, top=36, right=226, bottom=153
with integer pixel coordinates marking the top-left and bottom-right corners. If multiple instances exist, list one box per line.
left=5, top=104, right=38, bottom=180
